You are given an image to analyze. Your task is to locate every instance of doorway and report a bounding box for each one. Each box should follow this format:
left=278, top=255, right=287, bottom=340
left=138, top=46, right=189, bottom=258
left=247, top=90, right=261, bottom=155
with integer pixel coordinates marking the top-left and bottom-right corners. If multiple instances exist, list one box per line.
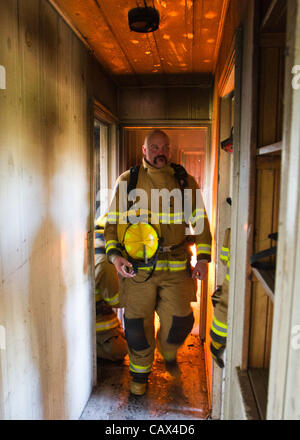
left=83, top=124, right=211, bottom=419
left=94, top=119, right=109, bottom=221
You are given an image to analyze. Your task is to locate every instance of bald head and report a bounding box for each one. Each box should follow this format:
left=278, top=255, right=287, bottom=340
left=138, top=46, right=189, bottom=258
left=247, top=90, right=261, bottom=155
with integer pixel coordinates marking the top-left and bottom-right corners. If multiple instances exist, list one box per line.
left=142, top=130, right=170, bottom=169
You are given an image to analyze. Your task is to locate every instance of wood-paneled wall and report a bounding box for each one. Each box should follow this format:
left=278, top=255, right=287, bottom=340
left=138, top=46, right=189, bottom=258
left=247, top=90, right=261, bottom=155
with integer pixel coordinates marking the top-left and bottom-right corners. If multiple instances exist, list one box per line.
left=248, top=34, right=285, bottom=369
left=0, top=0, right=118, bottom=420
left=249, top=157, right=280, bottom=368
left=118, top=86, right=212, bottom=123
left=268, top=0, right=300, bottom=419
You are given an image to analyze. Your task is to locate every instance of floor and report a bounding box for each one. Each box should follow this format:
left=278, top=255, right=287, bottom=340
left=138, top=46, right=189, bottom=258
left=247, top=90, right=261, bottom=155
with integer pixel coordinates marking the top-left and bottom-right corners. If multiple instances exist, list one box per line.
left=80, top=310, right=210, bottom=421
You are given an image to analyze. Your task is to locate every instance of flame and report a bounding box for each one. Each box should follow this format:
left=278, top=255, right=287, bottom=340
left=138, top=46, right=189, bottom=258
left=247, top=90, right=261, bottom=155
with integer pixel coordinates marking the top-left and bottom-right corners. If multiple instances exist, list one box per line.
left=190, top=244, right=197, bottom=267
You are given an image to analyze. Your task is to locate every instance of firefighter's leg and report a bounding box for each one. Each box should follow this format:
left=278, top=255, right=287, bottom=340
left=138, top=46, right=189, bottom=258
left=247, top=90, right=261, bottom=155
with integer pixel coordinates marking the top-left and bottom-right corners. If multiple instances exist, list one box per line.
left=156, top=270, right=195, bottom=361
left=97, top=326, right=127, bottom=361
left=210, top=280, right=228, bottom=368
left=95, top=256, right=120, bottom=307
left=121, top=271, right=157, bottom=389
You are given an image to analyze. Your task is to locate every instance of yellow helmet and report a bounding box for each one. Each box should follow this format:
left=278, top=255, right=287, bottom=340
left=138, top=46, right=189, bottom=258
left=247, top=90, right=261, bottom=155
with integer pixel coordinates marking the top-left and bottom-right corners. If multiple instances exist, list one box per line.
left=124, top=223, right=159, bottom=260
left=117, top=209, right=161, bottom=261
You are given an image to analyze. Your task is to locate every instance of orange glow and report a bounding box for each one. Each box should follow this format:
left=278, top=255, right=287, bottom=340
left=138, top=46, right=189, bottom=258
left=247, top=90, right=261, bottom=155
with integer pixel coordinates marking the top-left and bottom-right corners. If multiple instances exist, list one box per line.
left=205, top=11, right=217, bottom=19
left=181, top=0, right=193, bottom=7
left=53, top=0, right=227, bottom=81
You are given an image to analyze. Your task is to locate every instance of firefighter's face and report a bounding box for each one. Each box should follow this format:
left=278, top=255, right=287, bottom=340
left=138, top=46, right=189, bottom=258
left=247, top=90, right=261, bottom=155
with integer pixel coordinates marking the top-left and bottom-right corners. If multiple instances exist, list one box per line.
left=142, top=133, right=170, bottom=168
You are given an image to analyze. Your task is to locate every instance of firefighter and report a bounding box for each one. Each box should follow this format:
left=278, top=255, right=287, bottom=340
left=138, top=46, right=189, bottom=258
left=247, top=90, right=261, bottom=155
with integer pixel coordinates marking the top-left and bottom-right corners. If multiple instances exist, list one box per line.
left=104, top=129, right=212, bottom=395
left=95, top=214, right=127, bottom=361
left=210, top=227, right=230, bottom=368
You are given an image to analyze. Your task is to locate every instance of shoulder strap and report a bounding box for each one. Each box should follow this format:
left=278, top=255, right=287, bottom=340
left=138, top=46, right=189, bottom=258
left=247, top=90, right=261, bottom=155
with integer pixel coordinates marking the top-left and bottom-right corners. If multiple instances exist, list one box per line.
left=170, top=162, right=188, bottom=191
left=128, top=163, right=188, bottom=194
left=128, top=165, right=141, bottom=194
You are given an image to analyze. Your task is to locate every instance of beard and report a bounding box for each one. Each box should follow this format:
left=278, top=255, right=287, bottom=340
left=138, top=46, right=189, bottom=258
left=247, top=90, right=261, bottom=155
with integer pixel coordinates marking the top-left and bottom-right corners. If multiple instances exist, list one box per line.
left=153, top=155, right=167, bottom=165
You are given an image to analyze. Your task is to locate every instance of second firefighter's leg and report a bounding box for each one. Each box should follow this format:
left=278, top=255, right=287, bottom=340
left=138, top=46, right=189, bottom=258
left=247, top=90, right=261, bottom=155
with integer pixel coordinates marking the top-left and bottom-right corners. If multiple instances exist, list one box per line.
left=156, top=270, right=195, bottom=361
left=121, top=272, right=157, bottom=390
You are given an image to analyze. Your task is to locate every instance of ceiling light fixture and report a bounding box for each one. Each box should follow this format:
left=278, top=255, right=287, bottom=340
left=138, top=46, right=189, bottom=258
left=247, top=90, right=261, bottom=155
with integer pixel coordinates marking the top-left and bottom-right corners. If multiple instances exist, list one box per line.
left=128, top=1, right=160, bottom=33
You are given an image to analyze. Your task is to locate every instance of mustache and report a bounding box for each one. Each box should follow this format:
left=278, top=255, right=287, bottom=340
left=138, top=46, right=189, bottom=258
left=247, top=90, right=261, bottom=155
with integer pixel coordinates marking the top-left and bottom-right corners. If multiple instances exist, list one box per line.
left=154, top=155, right=167, bottom=164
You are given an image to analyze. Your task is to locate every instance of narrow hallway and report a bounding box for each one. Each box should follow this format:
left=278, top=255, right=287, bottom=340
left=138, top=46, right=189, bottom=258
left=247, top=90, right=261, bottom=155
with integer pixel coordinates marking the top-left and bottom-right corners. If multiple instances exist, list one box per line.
left=2, top=0, right=300, bottom=421
left=80, top=333, right=209, bottom=420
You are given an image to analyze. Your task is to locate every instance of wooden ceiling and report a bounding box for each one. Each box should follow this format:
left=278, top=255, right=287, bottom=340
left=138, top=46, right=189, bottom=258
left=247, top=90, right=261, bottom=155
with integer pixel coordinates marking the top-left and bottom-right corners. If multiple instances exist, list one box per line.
left=50, top=0, right=229, bottom=86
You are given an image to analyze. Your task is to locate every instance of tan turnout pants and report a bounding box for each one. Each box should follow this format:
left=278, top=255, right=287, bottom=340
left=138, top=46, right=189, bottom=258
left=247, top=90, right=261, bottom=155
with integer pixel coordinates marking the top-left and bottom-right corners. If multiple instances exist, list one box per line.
left=119, top=268, right=197, bottom=382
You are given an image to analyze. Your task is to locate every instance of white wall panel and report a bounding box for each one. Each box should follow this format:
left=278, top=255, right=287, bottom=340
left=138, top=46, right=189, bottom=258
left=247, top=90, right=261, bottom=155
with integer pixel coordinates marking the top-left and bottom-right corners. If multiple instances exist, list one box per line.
left=0, top=0, right=118, bottom=420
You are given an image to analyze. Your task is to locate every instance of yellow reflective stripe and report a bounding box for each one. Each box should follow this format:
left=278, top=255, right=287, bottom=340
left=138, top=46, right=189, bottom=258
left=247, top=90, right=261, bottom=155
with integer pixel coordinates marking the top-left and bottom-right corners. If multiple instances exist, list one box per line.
left=190, top=209, right=207, bottom=225
left=196, top=244, right=211, bottom=255
left=107, top=212, right=120, bottom=222
left=168, top=260, right=187, bottom=270
left=159, top=212, right=184, bottom=217
left=156, top=212, right=184, bottom=224
left=220, top=247, right=229, bottom=263
left=105, top=240, right=119, bottom=251
left=211, top=316, right=227, bottom=337
left=96, top=317, right=119, bottom=332
left=213, top=316, right=227, bottom=329
left=139, top=260, right=187, bottom=271
left=139, top=260, right=168, bottom=271
left=211, top=326, right=227, bottom=338
left=120, top=211, right=186, bottom=224
left=140, top=266, right=168, bottom=271
left=211, top=327, right=227, bottom=338
left=192, top=208, right=206, bottom=217
left=197, top=243, right=211, bottom=249
left=220, top=255, right=228, bottom=262
left=104, top=292, right=119, bottom=306
left=139, top=260, right=168, bottom=270
left=129, top=361, right=152, bottom=374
